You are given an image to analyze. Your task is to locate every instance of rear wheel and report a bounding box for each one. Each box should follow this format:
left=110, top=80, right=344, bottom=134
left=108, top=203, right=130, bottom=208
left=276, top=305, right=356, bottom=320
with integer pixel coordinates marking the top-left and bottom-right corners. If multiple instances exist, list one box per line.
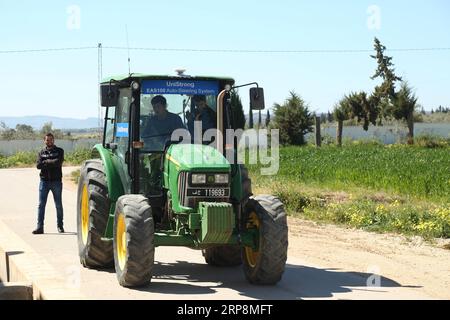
left=77, top=160, right=113, bottom=268
left=113, top=195, right=155, bottom=287
left=203, top=245, right=242, bottom=267
left=242, top=195, right=288, bottom=285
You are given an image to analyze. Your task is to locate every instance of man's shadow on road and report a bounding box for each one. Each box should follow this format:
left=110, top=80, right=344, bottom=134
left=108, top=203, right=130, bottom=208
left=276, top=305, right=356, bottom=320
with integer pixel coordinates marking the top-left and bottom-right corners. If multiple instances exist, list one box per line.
left=123, top=260, right=421, bottom=299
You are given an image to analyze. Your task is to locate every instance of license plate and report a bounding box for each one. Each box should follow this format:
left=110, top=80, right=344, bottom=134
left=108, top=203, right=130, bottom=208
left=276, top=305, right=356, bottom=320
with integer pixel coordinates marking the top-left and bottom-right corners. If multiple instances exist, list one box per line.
left=187, top=188, right=229, bottom=197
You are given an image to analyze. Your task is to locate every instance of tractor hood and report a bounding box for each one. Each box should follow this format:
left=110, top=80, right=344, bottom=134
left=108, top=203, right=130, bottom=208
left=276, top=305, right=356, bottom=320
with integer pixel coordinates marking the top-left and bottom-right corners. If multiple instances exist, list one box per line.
left=166, top=144, right=230, bottom=172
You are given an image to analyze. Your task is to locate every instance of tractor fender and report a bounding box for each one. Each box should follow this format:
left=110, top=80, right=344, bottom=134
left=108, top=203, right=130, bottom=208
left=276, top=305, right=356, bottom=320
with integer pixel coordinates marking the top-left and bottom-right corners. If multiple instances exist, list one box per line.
left=92, top=144, right=125, bottom=201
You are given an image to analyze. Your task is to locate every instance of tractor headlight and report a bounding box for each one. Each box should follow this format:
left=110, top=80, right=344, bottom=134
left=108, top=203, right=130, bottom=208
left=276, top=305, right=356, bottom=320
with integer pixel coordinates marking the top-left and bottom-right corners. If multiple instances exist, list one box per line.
left=214, top=174, right=229, bottom=184
left=191, top=174, right=206, bottom=184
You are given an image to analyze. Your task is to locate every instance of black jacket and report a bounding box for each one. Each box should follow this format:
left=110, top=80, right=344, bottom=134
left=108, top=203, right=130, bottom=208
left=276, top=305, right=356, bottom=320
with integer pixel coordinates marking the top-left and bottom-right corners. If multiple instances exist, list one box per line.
left=36, top=146, right=65, bottom=181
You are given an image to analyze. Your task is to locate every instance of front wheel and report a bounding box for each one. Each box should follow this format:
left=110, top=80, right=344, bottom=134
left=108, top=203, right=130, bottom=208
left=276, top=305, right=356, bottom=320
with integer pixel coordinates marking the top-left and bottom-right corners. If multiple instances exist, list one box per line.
left=113, top=195, right=155, bottom=287
left=242, top=195, right=288, bottom=285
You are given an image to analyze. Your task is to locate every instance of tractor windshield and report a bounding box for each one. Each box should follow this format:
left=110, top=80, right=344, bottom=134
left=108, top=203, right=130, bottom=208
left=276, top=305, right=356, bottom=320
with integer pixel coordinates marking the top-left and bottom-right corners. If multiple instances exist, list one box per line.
left=140, top=79, right=219, bottom=152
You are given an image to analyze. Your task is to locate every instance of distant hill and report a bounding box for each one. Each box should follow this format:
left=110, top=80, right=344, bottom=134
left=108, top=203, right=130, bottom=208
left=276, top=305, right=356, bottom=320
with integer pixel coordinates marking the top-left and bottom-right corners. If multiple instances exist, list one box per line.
left=0, top=116, right=99, bottom=130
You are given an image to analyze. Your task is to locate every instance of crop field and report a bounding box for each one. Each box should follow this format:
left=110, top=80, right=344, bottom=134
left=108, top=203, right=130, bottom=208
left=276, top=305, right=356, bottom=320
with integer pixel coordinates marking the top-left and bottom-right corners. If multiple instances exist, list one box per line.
left=0, top=148, right=92, bottom=168
left=250, top=143, right=450, bottom=200
left=248, top=144, right=450, bottom=239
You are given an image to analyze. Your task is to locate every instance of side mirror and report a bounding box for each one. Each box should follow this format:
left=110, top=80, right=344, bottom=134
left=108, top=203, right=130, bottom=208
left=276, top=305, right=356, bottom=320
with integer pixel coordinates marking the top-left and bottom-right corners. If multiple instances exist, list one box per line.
left=249, top=87, right=265, bottom=110
left=100, top=84, right=119, bottom=107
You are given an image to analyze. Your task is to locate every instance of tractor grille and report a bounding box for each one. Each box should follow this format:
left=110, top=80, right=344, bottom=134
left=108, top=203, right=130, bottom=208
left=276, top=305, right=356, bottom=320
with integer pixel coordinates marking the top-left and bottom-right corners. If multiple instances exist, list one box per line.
left=178, top=172, right=188, bottom=207
left=178, top=172, right=230, bottom=209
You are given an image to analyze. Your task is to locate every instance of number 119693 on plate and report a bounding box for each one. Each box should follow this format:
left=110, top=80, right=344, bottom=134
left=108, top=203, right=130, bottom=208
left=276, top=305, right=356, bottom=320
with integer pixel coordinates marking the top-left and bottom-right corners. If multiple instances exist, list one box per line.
left=187, top=188, right=229, bottom=197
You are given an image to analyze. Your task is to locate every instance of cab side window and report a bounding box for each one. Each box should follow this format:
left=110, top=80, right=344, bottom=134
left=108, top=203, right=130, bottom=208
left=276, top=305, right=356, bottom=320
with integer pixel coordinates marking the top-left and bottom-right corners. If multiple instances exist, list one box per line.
left=104, top=107, right=116, bottom=145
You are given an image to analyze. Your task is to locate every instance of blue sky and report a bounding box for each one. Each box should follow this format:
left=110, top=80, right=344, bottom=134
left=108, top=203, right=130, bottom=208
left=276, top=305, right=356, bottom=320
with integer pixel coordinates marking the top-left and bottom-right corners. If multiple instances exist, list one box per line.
left=0, top=0, right=449, bottom=119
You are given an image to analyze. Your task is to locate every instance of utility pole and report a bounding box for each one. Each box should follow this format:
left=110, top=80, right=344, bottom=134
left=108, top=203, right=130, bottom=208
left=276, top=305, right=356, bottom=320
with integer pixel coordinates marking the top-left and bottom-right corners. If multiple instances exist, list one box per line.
left=315, top=116, right=321, bottom=147
left=98, top=43, right=103, bottom=134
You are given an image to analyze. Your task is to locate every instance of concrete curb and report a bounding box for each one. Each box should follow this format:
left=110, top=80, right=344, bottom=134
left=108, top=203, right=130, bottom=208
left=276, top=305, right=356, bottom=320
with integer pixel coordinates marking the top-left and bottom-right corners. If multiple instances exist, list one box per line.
left=0, top=219, right=85, bottom=300
left=0, top=282, right=33, bottom=300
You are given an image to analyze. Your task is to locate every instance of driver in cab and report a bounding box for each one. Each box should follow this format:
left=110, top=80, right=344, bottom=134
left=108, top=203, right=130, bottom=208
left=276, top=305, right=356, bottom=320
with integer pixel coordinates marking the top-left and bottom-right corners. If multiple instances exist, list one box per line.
left=142, top=95, right=185, bottom=149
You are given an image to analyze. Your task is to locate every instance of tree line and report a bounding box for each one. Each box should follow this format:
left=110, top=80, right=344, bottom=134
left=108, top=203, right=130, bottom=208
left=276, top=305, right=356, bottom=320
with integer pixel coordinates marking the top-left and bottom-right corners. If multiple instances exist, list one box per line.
left=254, top=37, right=445, bottom=146
left=0, top=122, right=66, bottom=140
left=430, top=106, right=450, bottom=114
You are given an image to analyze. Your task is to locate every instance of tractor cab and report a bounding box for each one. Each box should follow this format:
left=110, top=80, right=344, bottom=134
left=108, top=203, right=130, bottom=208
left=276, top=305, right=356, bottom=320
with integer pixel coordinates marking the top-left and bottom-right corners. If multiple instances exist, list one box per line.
left=100, top=75, right=263, bottom=202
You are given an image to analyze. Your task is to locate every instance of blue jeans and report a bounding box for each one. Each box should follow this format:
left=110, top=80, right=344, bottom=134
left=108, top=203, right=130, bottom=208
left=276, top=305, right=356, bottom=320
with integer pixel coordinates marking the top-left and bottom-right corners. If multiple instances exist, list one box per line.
left=37, top=180, right=64, bottom=228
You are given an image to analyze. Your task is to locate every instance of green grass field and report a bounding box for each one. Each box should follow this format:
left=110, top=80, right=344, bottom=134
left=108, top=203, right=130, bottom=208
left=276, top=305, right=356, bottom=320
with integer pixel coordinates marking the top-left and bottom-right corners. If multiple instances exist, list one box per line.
left=0, top=148, right=92, bottom=168
left=249, top=144, right=449, bottom=201
left=248, top=144, right=450, bottom=239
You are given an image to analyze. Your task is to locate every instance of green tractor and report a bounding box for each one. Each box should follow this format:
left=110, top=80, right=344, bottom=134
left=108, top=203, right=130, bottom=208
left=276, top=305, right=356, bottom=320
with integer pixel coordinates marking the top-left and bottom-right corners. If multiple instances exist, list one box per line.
left=77, top=73, right=288, bottom=287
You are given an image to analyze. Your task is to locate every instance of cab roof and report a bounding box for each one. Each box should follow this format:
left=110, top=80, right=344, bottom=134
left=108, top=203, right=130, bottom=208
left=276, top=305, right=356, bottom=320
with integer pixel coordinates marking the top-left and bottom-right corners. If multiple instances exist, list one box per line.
left=100, top=73, right=235, bottom=85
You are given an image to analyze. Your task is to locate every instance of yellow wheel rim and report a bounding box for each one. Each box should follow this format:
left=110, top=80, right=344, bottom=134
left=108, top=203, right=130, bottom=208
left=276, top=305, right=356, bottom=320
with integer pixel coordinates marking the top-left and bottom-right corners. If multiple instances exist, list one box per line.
left=116, top=214, right=127, bottom=270
left=81, top=184, right=89, bottom=245
left=244, top=211, right=261, bottom=268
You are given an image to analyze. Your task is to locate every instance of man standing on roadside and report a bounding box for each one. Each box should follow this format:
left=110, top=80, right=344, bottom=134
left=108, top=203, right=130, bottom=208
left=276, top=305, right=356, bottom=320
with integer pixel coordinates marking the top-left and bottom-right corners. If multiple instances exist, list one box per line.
left=33, top=133, right=65, bottom=234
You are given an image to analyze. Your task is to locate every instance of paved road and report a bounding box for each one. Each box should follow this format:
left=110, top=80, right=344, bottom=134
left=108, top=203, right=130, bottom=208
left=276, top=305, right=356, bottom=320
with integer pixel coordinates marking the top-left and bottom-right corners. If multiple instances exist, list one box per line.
left=0, top=167, right=433, bottom=300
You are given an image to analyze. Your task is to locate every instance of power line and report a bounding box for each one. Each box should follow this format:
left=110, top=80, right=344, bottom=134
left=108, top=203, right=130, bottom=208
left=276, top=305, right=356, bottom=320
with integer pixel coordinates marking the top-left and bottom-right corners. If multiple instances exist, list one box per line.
left=1, top=46, right=450, bottom=54
left=0, top=46, right=97, bottom=54
left=97, top=43, right=103, bottom=131
left=103, top=46, right=450, bottom=53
